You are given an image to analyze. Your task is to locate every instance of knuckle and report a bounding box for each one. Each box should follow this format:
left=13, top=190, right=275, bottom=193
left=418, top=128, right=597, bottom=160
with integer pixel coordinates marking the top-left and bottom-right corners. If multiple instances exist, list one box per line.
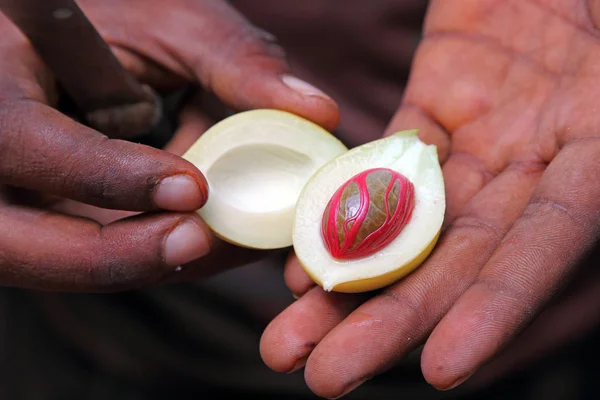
left=65, top=136, right=126, bottom=206
left=194, top=26, right=288, bottom=86
left=223, top=21, right=286, bottom=59
left=523, top=196, right=586, bottom=226
left=586, top=0, right=600, bottom=32
left=505, top=159, right=547, bottom=177
left=88, top=228, right=164, bottom=290
left=55, top=152, right=85, bottom=196
left=86, top=253, right=132, bottom=289
left=248, top=27, right=287, bottom=61
left=91, top=232, right=131, bottom=287
left=449, top=213, right=504, bottom=242
left=525, top=197, right=570, bottom=216
left=470, top=276, right=535, bottom=319
left=0, top=101, right=33, bottom=182
left=93, top=258, right=126, bottom=288
left=379, top=289, right=426, bottom=326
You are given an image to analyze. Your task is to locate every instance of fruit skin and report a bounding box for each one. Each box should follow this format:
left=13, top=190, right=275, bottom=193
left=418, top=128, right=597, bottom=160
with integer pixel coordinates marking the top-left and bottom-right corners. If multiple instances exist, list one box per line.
left=301, top=230, right=440, bottom=293
left=321, top=167, right=415, bottom=260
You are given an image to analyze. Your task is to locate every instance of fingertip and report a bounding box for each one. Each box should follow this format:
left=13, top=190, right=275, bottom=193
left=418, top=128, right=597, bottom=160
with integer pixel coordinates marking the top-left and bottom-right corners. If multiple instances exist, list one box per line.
left=224, top=72, right=340, bottom=133
left=281, top=75, right=331, bottom=100
left=259, top=317, right=303, bottom=373
left=263, top=289, right=368, bottom=398
left=279, top=75, right=340, bottom=133
left=261, top=288, right=342, bottom=374
left=153, top=173, right=209, bottom=211
left=422, top=356, right=474, bottom=392
left=421, top=349, right=465, bottom=391
left=284, top=253, right=316, bottom=297
left=420, top=302, right=479, bottom=390
left=163, top=215, right=212, bottom=267
left=420, top=332, right=464, bottom=390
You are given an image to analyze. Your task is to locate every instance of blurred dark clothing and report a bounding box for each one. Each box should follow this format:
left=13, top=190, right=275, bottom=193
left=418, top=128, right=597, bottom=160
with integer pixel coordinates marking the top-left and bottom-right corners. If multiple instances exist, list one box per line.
left=0, top=1, right=599, bottom=399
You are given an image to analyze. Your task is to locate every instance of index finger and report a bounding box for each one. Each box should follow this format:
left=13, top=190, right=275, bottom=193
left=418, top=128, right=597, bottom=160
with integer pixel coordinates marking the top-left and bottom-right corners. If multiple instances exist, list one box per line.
left=0, top=100, right=208, bottom=212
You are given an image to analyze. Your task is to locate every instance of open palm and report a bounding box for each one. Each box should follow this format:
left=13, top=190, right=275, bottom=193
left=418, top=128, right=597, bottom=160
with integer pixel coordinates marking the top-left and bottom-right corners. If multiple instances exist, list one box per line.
left=260, top=0, right=600, bottom=397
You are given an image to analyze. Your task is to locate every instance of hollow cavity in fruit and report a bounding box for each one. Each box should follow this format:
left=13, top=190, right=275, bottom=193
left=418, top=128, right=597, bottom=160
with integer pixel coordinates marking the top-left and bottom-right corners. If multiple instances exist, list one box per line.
left=293, top=129, right=445, bottom=293
left=321, top=168, right=415, bottom=260
left=181, top=109, right=348, bottom=250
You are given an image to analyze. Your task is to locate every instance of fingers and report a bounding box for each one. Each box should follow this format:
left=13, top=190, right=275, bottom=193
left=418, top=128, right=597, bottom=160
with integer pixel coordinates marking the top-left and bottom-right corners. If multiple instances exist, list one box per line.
left=468, top=257, right=600, bottom=389
left=260, top=287, right=367, bottom=374
left=421, top=138, right=600, bottom=390
left=45, top=102, right=263, bottom=285
left=181, top=0, right=340, bottom=132
left=284, top=252, right=316, bottom=298
left=190, top=15, right=339, bottom=132
left=83, top=0, right=340, bottom=131
left=45, top=101, right=214, bottom=225
left=0, top=204, right=212, bottom=292
left=0, top=100, right=207, bottom=212
left=110, top=45, right=186, bottom=92
left=292, top=162, right=542, bottom=399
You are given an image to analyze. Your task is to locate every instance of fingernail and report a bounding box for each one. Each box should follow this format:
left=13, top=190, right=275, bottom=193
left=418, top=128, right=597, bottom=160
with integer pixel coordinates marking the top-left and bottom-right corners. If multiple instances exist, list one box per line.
left=282, top=75, right=332, bottom=100
left=330, top=378, right=368, bottom=399
left=440, top=372, right=474, bottom=391
left=154, top=175, right=206, bottom=211
left=164, top=220, right=210, bottom=267
left=287, top=357, right=307, bottom=374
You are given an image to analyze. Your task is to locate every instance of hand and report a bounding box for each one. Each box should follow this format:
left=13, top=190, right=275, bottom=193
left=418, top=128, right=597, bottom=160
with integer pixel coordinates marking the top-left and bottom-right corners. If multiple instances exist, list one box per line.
left=260, top=0, right=600, bottom=397
left=0, top=0, right=338, bottom=292
left=466, top=252, right=600, bottom=390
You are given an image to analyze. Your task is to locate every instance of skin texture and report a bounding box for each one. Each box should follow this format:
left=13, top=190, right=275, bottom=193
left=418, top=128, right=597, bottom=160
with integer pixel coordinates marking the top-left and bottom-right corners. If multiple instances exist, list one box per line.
left=260, top=0, right=600, bottom=398
left=0, top=0, right=339, bottom=291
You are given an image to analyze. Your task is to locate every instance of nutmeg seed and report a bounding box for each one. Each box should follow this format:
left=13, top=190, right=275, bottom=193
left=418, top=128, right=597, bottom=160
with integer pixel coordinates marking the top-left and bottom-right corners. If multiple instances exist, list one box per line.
left=321, top=168, right=415, bottom=260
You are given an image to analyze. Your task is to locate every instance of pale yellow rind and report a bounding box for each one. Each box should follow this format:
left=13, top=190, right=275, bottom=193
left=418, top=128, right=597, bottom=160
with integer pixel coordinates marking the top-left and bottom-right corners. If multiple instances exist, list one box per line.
left=302, top=230, right=440, bottom=293
left=292, top=129, right=446, bottom=292
left=182, top=109, right=348, bottom=250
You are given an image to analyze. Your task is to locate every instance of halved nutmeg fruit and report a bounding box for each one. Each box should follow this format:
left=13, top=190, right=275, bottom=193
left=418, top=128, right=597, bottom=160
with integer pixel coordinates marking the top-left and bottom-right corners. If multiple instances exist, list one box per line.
left=293, top=129, right=445, bottom=293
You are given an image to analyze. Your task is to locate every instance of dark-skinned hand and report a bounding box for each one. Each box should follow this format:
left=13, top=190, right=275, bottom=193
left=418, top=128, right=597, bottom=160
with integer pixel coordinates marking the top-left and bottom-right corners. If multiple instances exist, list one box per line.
left=260, top=0, right=600, bottom=397
left=0, top=0, right=338, bottom=292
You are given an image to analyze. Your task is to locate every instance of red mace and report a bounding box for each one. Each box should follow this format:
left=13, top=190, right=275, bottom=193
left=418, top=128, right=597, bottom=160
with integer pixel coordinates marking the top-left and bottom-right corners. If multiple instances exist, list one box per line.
left=321, top=168, right=415, bottom=260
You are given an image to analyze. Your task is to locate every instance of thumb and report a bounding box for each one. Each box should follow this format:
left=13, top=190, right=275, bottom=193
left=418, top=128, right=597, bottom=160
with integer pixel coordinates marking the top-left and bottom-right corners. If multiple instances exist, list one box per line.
left=182, top=0, right=340, bottom=132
